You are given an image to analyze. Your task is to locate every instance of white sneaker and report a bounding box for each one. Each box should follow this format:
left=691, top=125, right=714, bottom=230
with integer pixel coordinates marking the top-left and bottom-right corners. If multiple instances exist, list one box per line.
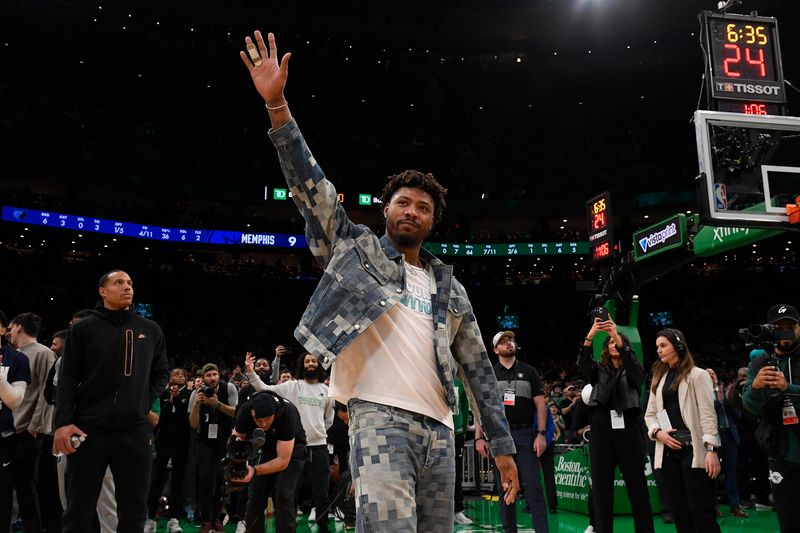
left=143, top=519, right=157, bottom=533
left=166, top=518, right=183, bottom=533
left=235, top=521, right=246, bottom=533
left=454, top=511, right=473, bottom=525
left=308, top=508, right=316, bottom=522
left=583, top=526, right=595, bottom=533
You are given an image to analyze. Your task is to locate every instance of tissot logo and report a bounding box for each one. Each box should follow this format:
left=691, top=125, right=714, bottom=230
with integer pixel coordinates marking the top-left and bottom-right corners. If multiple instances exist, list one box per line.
left=715, top=81, right=782, bottom=96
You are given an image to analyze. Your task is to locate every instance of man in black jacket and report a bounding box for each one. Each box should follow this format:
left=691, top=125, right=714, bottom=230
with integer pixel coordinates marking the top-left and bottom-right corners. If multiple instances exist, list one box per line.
left=53, top=270, right=169, bottom=533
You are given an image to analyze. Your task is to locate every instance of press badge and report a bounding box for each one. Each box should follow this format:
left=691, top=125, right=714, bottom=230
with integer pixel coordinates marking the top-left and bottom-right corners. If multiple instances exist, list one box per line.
left=503, top=389, right=516, bottom=406
left=208, top=423, right=219, bottom=439
left=656, top=409, right=673, bottom=431
left=783, top=398, right=798, bottom=426
left=611, top=410, right=625, bottom=430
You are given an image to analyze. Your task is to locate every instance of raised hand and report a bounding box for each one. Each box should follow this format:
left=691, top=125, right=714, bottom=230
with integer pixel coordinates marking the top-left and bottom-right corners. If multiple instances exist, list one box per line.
left=245, top=351, right=255, bottom=374
left=239, top=31, right=291, bottom=106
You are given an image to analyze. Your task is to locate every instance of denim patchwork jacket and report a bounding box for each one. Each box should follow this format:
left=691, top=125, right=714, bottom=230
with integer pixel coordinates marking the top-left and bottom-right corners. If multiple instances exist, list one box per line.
left=268, top=120, right=515, bottom=456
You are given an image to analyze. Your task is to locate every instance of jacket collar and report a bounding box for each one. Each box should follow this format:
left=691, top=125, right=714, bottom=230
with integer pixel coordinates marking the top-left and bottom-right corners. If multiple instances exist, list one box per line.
left=92, top=301, right=135, bottom=326
left=379, top=234, right=444, bottom=269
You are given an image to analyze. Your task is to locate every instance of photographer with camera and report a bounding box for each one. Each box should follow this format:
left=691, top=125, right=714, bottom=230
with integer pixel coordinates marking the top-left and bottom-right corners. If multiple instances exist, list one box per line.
left=579, top=313, right=654, bottom=533
left=244, top=351, right=334, bottom=532
left=188, top=363, right=237, bottom=533
left=230, top=391, right=307, bottom=533
left=644, top=329, right=721, bottom=533
left=742, top=304, right=800, bottom=531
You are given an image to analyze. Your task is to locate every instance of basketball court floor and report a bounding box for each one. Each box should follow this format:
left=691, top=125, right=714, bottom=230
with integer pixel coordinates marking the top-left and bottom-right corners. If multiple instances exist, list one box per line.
left=151, top=496, right=780, bottom=531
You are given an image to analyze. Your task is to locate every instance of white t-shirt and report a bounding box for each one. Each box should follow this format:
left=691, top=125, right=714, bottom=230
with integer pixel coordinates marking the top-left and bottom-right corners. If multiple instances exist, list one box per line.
left=247, top=376, right=335, bottom=446
left=330, top=261, right=453, bottom=429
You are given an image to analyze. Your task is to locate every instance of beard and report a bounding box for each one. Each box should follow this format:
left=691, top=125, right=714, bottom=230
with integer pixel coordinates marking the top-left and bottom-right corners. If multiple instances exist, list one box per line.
left=256, top=370, right=270, bottom=381
left=303, top=367, right=320, bottom=380
left=388, top=218, right=427, bottom=249
left=394, top=231, right=421, bottom=248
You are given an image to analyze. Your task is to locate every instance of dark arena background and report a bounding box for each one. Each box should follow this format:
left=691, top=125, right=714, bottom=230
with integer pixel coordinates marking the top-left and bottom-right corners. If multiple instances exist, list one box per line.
left=1, top=0, right=799, bottom=531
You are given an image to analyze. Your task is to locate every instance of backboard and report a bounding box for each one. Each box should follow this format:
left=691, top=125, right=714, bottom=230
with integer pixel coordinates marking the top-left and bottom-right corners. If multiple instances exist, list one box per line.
left=694, top=110, right=800, bottom=230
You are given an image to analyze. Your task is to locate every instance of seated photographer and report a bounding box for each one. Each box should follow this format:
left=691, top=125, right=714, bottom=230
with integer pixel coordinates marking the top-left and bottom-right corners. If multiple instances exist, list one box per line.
left=188, top=363, right=237, bottom=533
left=742, top=304, right=800, bottom=532
left=230, top=391, right=307, bottom=533
left=644, top=329, right=721, bottom=533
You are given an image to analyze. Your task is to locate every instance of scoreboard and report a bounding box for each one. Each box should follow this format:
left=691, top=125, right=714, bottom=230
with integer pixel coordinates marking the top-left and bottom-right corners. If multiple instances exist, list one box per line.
left=702, top=11, right=786, bottom=115
left=1, top=206, right=306, bottom=249
left=586, top=192, right=613, bottom=261
left=3, top=205, right=588, bottom=256
left=424, top=241, right=587, bottom=257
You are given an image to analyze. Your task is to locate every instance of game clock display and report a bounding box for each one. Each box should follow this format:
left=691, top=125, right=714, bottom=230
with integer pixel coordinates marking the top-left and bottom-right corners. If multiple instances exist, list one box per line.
left=704, top=12, right=785, bottom=106
left=591, top=242, right=610, bottom=261
left=586, top=192, right=613, bottom=262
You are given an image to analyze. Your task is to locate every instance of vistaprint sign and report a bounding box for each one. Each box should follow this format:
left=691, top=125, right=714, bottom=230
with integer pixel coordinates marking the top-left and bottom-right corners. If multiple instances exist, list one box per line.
left=633, top=214, right=688, bottom=262
left=638, top=223, right=678, bottom=254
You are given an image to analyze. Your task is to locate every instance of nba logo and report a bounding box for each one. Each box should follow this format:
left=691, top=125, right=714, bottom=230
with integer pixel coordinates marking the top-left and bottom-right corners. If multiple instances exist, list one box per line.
left=714, top=183, right=728, bottom=210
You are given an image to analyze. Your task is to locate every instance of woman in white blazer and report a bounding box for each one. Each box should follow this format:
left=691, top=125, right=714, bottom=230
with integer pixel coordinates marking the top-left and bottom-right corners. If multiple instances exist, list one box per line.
left=644, top=329, right=721, bottom=533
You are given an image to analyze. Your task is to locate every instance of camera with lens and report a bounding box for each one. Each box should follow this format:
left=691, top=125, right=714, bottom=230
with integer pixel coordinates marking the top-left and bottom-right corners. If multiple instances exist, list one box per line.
left=223, top=428, right=266, bottom=491
left=200, top=386, right=215, bottom=397
left=738, top=323, right=777, bottom=347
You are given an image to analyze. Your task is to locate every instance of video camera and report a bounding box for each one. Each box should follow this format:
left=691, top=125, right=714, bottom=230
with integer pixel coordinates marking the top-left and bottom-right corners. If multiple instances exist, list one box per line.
left=738, top=323, right=778, bottom=347
left=223, top=428, right=266, bottom=491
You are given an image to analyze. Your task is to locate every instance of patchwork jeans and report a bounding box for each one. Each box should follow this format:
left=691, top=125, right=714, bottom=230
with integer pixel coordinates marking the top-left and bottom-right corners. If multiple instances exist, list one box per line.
left=348, top=400, right=455, bottom=533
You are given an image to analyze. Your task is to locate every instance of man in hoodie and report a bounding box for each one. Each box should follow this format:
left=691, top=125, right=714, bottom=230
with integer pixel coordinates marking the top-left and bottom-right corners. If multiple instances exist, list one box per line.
left=53, top=270, right=169, bottom=533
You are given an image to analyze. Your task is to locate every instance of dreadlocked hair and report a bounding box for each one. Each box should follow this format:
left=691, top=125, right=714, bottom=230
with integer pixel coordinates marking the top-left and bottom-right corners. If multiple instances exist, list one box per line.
left=380, top=170, right=448, bottom=228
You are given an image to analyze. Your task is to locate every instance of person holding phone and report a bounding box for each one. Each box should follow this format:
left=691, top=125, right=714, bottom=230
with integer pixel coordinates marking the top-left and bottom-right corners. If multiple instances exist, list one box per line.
left=644, top=329, right=721, bottom=533
left=742, top=304, right=800, bottom=532
left=579, top=316, right=654, bottom=533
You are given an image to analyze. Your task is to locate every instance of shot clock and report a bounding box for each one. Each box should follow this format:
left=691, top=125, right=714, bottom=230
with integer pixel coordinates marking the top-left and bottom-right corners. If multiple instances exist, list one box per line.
left=586, top=192, right=613, bottom=262
left=701, top=11, right=786, bottom=115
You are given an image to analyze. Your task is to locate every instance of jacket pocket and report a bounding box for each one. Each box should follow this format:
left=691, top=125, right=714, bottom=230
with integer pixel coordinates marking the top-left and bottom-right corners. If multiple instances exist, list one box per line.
left=446, top=295, right=472, bottom=343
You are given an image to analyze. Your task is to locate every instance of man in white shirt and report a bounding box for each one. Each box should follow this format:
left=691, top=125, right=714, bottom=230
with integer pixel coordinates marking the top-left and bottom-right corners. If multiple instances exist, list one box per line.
left=240, top=29, right=518, bottom=533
